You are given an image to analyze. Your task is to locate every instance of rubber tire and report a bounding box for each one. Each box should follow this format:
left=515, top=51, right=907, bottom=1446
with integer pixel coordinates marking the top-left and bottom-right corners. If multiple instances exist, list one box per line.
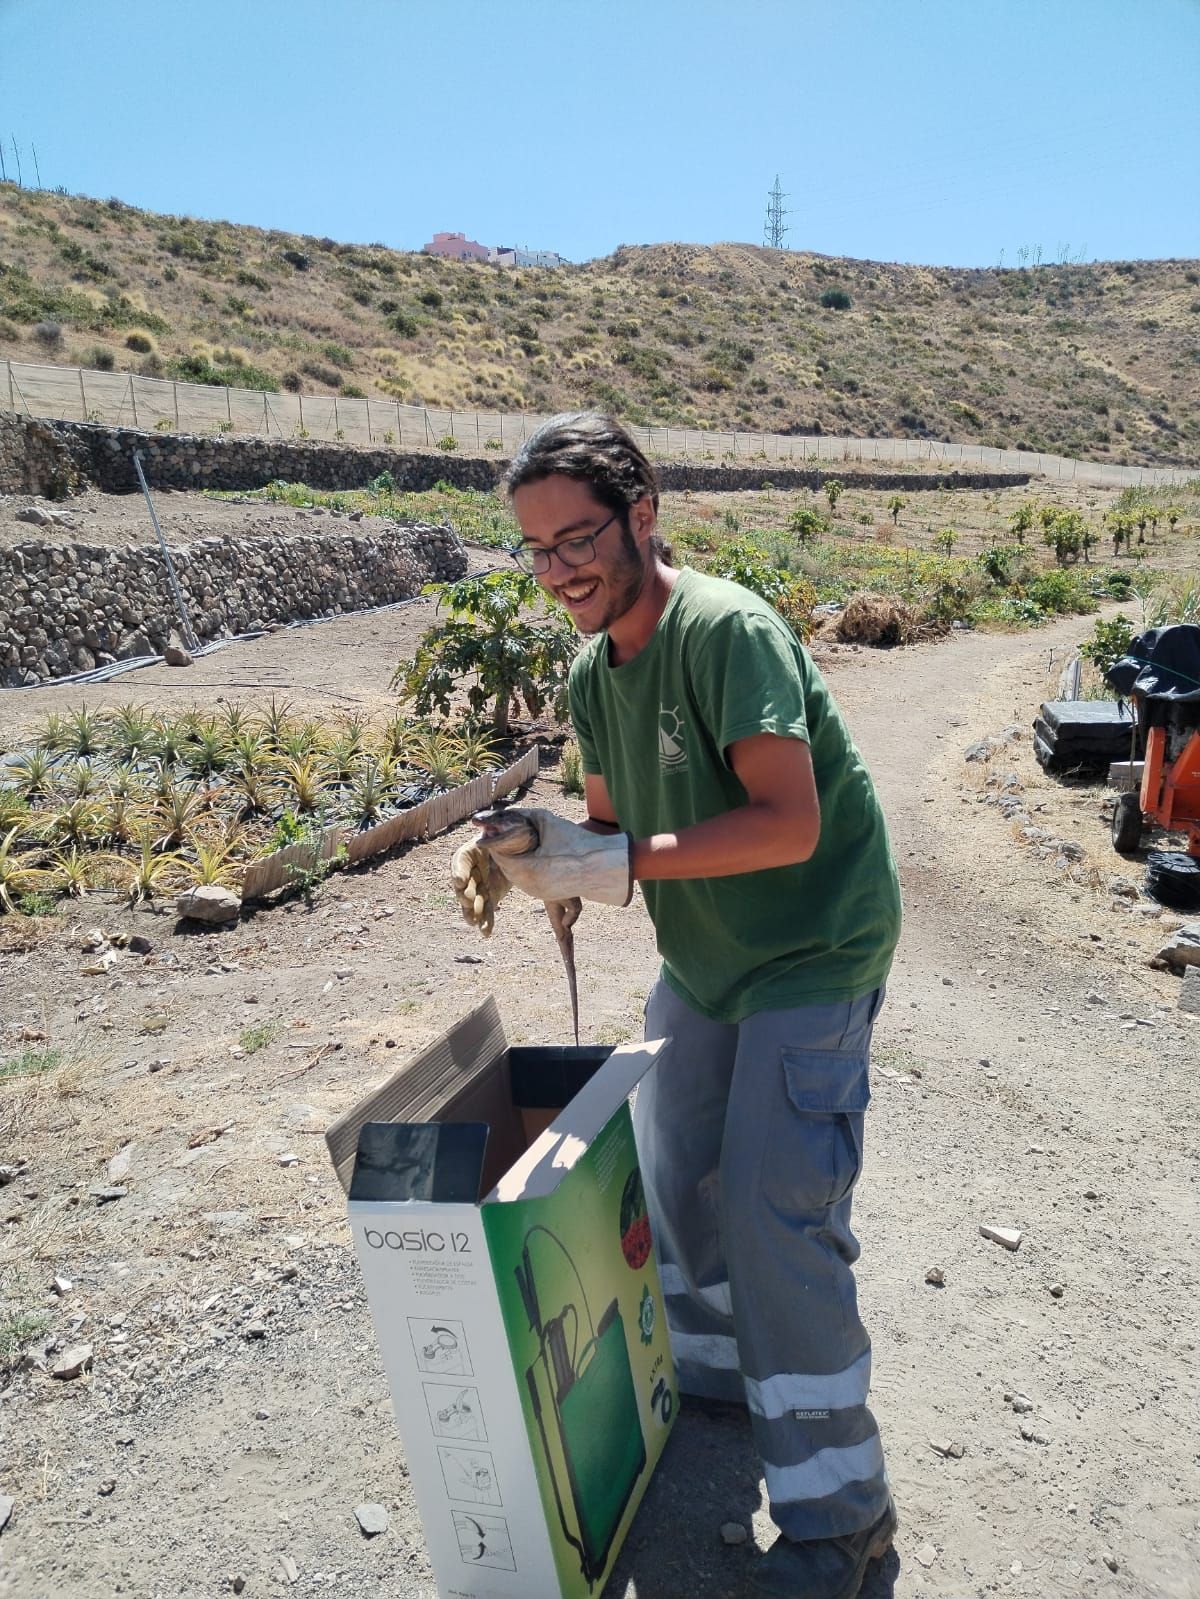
left=1111, top=792, right=1144, bottom=854
left=1145, top=850, right=1200, bottom=911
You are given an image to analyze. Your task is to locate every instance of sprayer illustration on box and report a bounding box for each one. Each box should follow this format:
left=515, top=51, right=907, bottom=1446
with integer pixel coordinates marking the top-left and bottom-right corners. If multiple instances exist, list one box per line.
left=327, top=1000, right=677, bottom=1599
left=515, top=1226, right=646, bottom=1587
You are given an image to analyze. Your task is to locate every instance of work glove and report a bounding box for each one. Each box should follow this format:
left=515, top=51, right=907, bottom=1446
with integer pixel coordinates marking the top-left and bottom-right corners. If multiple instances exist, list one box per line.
left=451, top=807, right=633, bottom=935
left=450, top=837, right=514, bottom=938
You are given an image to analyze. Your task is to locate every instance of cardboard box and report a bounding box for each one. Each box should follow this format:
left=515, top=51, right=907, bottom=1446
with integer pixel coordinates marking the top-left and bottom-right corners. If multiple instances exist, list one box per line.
left=326, top=998, right=677, bottom=1599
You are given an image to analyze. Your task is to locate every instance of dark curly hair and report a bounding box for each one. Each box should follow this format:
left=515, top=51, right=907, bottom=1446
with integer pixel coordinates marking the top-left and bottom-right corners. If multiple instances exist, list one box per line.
left=504, top=411, right=660, bottom=515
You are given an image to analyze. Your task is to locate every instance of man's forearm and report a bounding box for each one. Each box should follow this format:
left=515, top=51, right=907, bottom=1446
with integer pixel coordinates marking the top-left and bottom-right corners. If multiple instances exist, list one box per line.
left=631, top=801, right=818, bottom=882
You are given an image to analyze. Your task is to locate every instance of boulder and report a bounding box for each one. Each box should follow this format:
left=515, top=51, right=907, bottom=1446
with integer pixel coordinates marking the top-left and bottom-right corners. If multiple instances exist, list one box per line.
left=1159, top=923, right=1200, bottom=970
left=177, top=885, right=241, bottom=924
left=162, top=631, right=194, bottom=667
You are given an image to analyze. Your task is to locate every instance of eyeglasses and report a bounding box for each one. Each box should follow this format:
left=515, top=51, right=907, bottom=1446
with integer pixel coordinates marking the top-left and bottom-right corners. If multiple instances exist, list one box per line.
left=510, top=513, right=620, bottom=576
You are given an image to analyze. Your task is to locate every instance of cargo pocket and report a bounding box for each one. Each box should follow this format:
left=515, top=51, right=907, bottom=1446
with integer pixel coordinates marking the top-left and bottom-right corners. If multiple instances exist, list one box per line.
left=770, top=1049, right=871, bottom=1212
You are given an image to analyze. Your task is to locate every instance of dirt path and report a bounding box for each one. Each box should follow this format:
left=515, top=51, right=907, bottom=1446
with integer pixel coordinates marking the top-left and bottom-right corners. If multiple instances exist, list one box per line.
left=1, top=614, right=1196, bottom=1599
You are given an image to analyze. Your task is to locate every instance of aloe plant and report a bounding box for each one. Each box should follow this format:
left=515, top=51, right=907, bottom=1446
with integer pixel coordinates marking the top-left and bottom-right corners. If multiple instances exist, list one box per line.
left=181, top=831, right=243, bottom=889
left=36, top=712, right=70, bottom=753
left=9, top=749, right=55, bottom=799
left=152, top=785, right=208, bottom=849
left=44, top=798, right=105, bottom=850
left=346, top=758, right=389, bottom=826
left=229, top=764, right=280, bottom=819
left=407, top=728, right=468, bottom=791
left=186, top=722, right=229, bottom=777
left=148, top=718, right=189, bottom=766
left=49, top=845, right=95, bottom=898
left=258, top=697, right=295, bottom=750
left=63, top=761, right=100, bottom=800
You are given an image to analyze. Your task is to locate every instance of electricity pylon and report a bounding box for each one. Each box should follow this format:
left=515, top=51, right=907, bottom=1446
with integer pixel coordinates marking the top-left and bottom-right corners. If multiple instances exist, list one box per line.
left=764, top=175, right=790, bottom=250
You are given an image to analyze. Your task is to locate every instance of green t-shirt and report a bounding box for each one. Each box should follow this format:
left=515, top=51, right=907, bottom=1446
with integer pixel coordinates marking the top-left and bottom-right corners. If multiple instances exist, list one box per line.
left=568, top=567, right=901, bottom=1023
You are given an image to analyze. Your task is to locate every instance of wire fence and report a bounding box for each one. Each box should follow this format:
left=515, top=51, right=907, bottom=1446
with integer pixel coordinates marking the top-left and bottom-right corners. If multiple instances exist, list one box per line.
left=4, top=356, right=1195, bottom=491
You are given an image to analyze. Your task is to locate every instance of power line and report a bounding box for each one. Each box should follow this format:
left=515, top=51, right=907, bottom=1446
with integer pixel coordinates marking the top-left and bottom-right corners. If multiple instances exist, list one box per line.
left=764, top=174, right=790, bottom=250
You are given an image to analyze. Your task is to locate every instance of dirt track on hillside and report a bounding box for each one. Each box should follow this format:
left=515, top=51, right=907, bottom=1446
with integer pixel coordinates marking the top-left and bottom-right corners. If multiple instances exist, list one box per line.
left=0, top=607, right=1196, bottom=1599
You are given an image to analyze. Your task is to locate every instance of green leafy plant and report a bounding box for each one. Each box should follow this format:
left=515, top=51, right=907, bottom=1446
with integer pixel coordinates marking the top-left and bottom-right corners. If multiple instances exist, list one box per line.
left=392, top=571, right=579, bottom=734
left=1079, top=615, right=1136, bottom=680
left=934, top=527, right=958, bottom=556
left=788, top=506, right=830, bottom=543
left=706, top=537, right=817, bottom=638
left=436, top=434, right=459, bottom=451
left=1008, top=502, right=1035, bottom=545
left=887, top=494, right=905, bottom=526
left=823, top=479, right=844, bottom=512
left=239, top=1021, right=282, bottom=1055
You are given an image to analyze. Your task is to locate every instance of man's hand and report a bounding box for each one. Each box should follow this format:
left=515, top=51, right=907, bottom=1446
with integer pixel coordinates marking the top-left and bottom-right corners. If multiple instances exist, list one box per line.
left=484, top=808, right=634, bottom=907
left=450, top=838, right=513, bottom=936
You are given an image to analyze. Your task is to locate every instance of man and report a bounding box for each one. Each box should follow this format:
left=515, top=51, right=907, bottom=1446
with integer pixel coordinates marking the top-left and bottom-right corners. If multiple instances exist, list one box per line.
left=451, top=412, right=902, bottom=1599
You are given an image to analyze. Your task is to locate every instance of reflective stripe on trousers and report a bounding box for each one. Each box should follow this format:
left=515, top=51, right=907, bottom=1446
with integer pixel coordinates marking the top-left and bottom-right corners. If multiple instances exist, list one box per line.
left=634, top=978, right=892, bottom=1542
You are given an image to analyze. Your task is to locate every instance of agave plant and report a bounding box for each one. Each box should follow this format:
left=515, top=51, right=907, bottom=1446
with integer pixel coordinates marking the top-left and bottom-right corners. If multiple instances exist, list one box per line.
left=229, top=730, right=272, bottom=774
left=257, top=697, right=295, bottom=750
left=278, top=721, right=323, bottom=761
left=180, top=830, right=243, bottom=889
left=346, top=758, right=389, bottom=827
left=63, top=706, right=103, bottom=758
left=108, top=762, right=146, bottom=803
left=219, top=702, right=251, bottom=741
left=376, top=711, right=413, bottom=761
left=152, top=785, right=209, bottom=850
left=148, top=718, right=189, bottom=767
left=325, top=735, right=363, bottom=784
left=279, top=754, right=329, bottom=813
left=48, top=845, right=97, bottom=899
left=228, top=763, right=280, bottom=820
left=62, top=761, right=100, bottom=800
left=453, top=724, right=500, bottom=775
left=126, top=829, right=184, bottom=905
left=0, top=826, right=55, bottom=913
left=101, top=792, right=143, bottom=848
left=406, top=728, right=468, bottom=791
left=185, top=721, right=229, bottom=778
left=43, top=798, right=106, bottom=850
left=106, top=702, right=157, bottom=764
left=36, top=712, right=71, bottom=753
left=8, top=749, right=55, bottom=799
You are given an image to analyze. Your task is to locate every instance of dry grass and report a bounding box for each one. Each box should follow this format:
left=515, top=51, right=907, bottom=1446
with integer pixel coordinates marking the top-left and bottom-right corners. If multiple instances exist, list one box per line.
left=2, top=184, right=1199, bottom=466
left=833, top=591, right=924, bottom=645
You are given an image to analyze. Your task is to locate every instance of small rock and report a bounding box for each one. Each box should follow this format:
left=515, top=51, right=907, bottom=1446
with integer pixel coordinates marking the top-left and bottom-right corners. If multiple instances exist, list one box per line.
left=1011, top=1395, right=1034, bottom=1414
left=51, top=1274, right=73, bottom=1297
left=355, top=1503, right=389, bottom=1537
left=1083, top=1188, right=1099, bottom=1201
left=279, top=1555, right=299, bottom=1584
left=924, top=1266, right=945, bottom=1287
left=98, top=1478, right=116, bottom=1496
left=454, top=954, right=484, bottom=965
left=51, top=1342, right=94, bottom=1380
left=929, top=1438, right=965, bottom=1458
left=914, top=1540, right=938, bottom=1568
left=1102, top=1551, right=1118, bottom=1573
left=385, top=1039, right=397, bottom=1048
left=243, top=1321, right=267, bottom=1341
left=1019, top=1423, right=1050, bottom=1444
left=1180, top=967, right=1200, bottom=1016
left=231, top=1579, right=246, bottom=1595
left=719, top=1521, right=748, bottom=1545
left=90, top=1186, right=127, bottom=1204
left=177, top=885, right=241, bottom=924
left=980, top=1224, right=1022, bottom=1251
left=334, top=967, right=353, bottom=980
left=1049, top=1282, right=1065, bottom=1298
left=127, top=935, right=153, bottom=956
left=0, top=1494, right=13, bottom=1533
left=255, top=1409, right=270, bottom=1421
left=107, top=1147, right=133, bottom=1184
left=277, top=1153, right=300, bottom=1167
left=162, top=631, right=193, bottom=667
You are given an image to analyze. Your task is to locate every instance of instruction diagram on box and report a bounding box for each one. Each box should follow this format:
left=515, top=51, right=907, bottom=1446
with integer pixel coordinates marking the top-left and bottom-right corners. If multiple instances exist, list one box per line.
left=424, top=1383, right=487, bottom=1443
left=409, top=1317, right=472, bottom=1376
left=452, top=1510, right=516, bottom=1571
left=438, top=1444, right=502, bottom=1507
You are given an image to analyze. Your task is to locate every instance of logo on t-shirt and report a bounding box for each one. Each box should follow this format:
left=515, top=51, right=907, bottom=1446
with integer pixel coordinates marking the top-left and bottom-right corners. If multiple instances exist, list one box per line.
left=658, top=705, right=688, bottom=772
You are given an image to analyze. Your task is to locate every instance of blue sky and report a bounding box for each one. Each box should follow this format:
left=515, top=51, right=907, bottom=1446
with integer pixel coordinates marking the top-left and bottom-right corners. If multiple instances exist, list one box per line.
left=2, top=0, right=1197, bottom=267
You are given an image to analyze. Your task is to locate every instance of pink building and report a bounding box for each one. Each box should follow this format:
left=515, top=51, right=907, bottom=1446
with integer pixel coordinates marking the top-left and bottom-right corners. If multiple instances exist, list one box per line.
left=423, top=231, right=490, bottom=262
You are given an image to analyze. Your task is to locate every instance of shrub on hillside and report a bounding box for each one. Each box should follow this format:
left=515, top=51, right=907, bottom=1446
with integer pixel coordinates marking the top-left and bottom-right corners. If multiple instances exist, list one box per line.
left=125, top=331, right=153, bottom=353
left=33, top=321, right=63, bottom=348
left=819, top=289, right=852, bottom=310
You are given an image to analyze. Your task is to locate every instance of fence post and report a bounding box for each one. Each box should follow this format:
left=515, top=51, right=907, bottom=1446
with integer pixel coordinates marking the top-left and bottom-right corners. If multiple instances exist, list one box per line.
left=298, top=393, right=304, bottom=435
left=174, top=381, right=181, bottom=430
left=129, top=374, right=138, bottom=429
left=365, top=397, right=373, bottom=444
left=394, top=402, right=401, bottom=445
left=333, top=395, right=340, bottom=437
left=262, top=392, right=269, bottom=435
left=5, top=359, right=12, bottom=411
left=78, top=368, right=87, bottom=422
left=425, top=409, right=433, bottom=446
left=475, top=411, right=480, bottom=451
left=226, top=386, right=232, bottom=427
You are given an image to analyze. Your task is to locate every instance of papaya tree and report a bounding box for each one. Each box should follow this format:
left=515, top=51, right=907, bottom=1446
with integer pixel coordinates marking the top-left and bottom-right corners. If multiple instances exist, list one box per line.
left=391, top=571, right=579, bottom=734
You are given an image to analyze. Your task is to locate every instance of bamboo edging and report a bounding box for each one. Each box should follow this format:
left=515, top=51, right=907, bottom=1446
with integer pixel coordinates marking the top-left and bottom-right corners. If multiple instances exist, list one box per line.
left=239, top=743, right=541, bottom=902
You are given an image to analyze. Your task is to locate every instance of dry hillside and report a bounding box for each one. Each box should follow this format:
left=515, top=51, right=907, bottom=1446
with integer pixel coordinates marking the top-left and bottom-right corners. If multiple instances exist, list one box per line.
left=2, top=183, right=1199, bottom=467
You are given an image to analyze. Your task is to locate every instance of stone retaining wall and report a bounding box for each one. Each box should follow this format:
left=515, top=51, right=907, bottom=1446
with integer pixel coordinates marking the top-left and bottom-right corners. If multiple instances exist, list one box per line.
left=0, top=521, right=466, bottom=686
left=0, top=411, right=1027, bottom=498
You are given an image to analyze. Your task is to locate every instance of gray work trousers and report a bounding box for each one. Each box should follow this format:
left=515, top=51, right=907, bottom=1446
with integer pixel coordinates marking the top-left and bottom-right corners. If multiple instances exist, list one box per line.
left=634, top=979, right=891, bottom=1541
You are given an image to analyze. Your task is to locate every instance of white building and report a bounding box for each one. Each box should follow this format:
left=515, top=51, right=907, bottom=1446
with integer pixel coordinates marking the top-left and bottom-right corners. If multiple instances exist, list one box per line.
left=489, top=245, right=568, bottom=269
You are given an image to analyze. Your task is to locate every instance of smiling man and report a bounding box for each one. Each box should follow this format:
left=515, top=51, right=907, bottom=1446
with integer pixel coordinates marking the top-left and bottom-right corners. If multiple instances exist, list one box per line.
left=451, top=412, right=902, bottom=1599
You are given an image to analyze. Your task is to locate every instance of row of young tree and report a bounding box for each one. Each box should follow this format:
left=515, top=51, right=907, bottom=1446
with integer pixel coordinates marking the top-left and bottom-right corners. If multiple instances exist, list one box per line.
left=1007, top=500, right=1187, bottom=564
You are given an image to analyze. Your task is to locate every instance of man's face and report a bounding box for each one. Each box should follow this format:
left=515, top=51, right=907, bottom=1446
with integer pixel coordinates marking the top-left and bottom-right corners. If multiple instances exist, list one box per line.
left=510, top=475, right=650, bottom=635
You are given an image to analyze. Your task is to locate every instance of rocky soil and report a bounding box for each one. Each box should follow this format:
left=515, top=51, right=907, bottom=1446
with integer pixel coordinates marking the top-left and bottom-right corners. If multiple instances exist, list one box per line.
left=0, top=601, right=1197, bottom=1599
